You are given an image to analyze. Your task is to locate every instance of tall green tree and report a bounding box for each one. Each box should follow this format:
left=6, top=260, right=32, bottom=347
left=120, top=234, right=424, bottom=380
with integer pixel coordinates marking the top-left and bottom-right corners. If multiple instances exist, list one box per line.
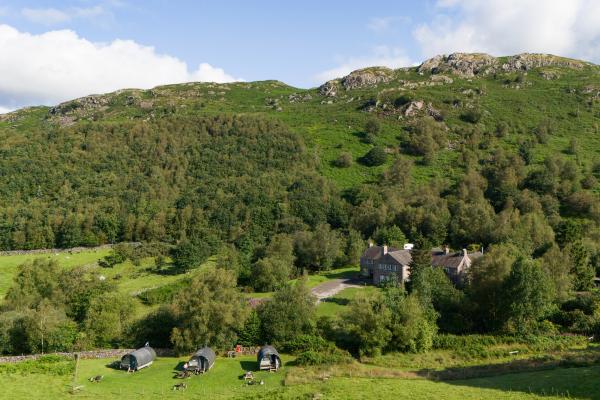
left=5, top=259, right=63, bottom=311
left=341, top=291, right=391, bottom=356
left=383, top=285, right=436, bottom=352
left=566, top=241, right=595, bottom=291
left=502, top=257, right=553, bottom=332
left=468, top=244, right=520, bottom=331
left=170, top=267, right=248, bottom=353
left=84, top=292, right=134, bottom=347
left=540, top=245, right=573, bottom=302
left=294, top=224, right=343, bottom=272
left=258, top=278, right=316, bottom=346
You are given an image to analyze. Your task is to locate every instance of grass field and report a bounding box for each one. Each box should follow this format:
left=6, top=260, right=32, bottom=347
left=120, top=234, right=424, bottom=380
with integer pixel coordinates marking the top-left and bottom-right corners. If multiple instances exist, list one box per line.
left=1, top=353, right=599, bottom=399
left=316, top=286, right=378, bottom=317
left=0, top=248, right=111, bottom=298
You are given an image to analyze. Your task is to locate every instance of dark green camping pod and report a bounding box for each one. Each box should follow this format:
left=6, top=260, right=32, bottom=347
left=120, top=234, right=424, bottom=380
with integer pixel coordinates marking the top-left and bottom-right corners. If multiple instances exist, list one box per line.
left=188, top=347, right=216, bottom=373
left=257, top=345, right=281, bottom=371
left=120, top=346, right=156, bottom=371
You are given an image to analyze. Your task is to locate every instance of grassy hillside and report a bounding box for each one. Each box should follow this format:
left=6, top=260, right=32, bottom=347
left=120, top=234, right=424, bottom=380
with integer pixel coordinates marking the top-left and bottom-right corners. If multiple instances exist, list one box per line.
left=0, top=53, right=599, bottom=252
left=2, top=54, right=598, bottom=190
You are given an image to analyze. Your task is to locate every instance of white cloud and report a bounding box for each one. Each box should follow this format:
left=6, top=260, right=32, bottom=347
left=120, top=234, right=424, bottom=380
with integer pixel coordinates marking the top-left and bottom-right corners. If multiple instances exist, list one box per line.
left=413, top=0, right=600, bottom=62
left=367, top=16, right=410, bottom=33
left=314, top=46, right=413, bottom=83
left=0, top=24, right=242, bottom=109
left=22, top=8, right=72, bottom=25
left=22, top=6, right=108, bottom=26
left=0, top=106, right=13, bottom=114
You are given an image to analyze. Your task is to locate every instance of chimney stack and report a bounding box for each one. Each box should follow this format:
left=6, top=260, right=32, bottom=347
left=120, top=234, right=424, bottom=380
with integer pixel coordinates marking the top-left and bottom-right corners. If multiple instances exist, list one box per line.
left=383, top=245, right=388, bottom=255
left=444, top=245, right=450, bottom=255
left=463, top=248, right=468, bottom=256
left=369, top=241, right=374, bottom=248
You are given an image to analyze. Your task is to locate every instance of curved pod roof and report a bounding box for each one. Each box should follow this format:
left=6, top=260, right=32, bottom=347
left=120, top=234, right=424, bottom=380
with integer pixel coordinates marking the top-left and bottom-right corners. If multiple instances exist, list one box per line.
left=189, top=347, right=216, bottom=371
left=257, top=345, right=280, bottom=361
left=121, top=346, right=156, bottom=370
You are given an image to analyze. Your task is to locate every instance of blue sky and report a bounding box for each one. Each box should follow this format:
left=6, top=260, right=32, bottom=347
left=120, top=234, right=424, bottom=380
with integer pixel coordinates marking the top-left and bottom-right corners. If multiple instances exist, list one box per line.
left=1, top=0, right=599, bottom=110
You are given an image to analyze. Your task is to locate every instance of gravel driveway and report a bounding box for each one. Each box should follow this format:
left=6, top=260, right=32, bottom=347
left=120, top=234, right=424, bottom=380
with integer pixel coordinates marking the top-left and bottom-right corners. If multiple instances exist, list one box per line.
left=311, top=277, right=366, bottom=303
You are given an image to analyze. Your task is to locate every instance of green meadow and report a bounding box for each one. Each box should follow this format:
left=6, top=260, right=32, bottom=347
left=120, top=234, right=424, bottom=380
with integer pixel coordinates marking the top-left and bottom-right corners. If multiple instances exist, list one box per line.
left=1, top=353, right=599, bottom=399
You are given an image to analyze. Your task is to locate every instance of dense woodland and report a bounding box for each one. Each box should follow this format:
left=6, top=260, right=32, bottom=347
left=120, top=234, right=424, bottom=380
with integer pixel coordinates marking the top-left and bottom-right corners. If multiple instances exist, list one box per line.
left=1, top=56, right=600, bottom=359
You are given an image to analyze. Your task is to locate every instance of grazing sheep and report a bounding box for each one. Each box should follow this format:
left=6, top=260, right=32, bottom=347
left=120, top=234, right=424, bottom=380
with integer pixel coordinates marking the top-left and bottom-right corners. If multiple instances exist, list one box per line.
left=89, top=375, right=103, bottom=383
left=173, top=383, right=187, bottom=391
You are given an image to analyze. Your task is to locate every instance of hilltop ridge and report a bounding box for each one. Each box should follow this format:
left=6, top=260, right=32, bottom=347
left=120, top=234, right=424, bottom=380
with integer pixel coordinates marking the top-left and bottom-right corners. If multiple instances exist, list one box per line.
left=1, top=53, right=597, bottom=119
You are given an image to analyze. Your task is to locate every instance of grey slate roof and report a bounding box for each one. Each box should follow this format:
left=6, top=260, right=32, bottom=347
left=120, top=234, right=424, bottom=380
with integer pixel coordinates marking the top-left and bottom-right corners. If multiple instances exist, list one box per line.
left=363, top=246, right=481, bottom=270
left=431, top=250, right=467, bottom=269
left=361, top=245, right=398, bottom=260
left=387, top=250, right=412, bottom=265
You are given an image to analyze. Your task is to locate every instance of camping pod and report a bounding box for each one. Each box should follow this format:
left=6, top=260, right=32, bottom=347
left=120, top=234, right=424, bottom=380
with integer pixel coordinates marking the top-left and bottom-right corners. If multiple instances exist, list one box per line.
left=257, top=345, right=281, bottom=371
left=188, top=347, right=216, bottom=373
left=120, top=346, right=156, bottom=371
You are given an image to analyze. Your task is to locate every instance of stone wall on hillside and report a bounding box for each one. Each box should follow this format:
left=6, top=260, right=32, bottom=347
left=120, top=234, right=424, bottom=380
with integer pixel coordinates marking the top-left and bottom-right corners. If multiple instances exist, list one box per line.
left=0, top=348, right=175, bottom=364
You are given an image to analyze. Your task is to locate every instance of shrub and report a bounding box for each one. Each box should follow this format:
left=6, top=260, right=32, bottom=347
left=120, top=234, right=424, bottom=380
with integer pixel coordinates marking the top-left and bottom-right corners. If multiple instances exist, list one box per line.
left=433, top=333, right=586, bottom=354
left=286, top=334, right=353, bottom=366
left=295, top=347, right=352, bottom=366
left=0, top=355, right=74, bottom=376
left=567, top=138, right=580, bottom=155
left=365, top=118, right=381, bottom=136
left=394, top=94, right=413, bottom=108
left=138, top=280, right=190, bottom=305
left=280, top=334, right=328, bottom=354
left=98, top=251, right=125, bottom=268
left=460, top=109, right=482, bottom=123
left=333, top=152, right=353, bottom=168
left=404, top=118, right=447, bottom=164
left=361, top=146, right=387, bottom=166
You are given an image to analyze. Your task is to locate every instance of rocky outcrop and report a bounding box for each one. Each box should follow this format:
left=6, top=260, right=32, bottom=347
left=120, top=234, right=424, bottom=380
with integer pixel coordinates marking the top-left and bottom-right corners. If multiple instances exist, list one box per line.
left=582, top=85, right=600, bottom=99
left=419, top=52, right=590, bottom=77
left=318, top=67, right=394, bottom=96
left=418, top=53, right=498, bottom=77
left=404, top=100, right=424, bottom=117
left=49, top=95, right=110, bottom=116
left=426, top=103, right=444, bottom=121
left=501, top=53, right=588, bottom=71
left=319, top=80, right=339, bottom=97
left=430, top=75, right=454, bottom=84
left=400, top=100, right=443, bottom=121
left=341, top=67, right=394, bottom=89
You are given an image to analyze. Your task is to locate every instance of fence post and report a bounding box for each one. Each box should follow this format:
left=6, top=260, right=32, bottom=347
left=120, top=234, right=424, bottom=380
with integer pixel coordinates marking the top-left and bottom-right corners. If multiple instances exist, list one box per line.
left=72, top=353, right=80, bottom=392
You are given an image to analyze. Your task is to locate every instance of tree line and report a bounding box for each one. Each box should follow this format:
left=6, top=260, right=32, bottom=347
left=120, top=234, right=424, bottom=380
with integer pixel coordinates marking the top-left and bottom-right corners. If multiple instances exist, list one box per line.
left=1, top=114, right=600, bottom=358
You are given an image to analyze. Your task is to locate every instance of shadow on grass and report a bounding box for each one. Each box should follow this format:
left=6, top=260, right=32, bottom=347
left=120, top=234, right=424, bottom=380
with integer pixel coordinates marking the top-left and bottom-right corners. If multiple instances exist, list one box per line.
left=415, top=352, right=600, bottom=400
left=321, top=269, right=363, bottom=282
left=105, top=360, right=121, bottom=370
left=173, top=361, right=186, bottom=371
left=239, top=360, right=256, bottom=372
left=321, top=297, right=350, bottom=306
left=438, top=364, right=600, bottom=400
left=152, top=265, right=184, bottom=276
